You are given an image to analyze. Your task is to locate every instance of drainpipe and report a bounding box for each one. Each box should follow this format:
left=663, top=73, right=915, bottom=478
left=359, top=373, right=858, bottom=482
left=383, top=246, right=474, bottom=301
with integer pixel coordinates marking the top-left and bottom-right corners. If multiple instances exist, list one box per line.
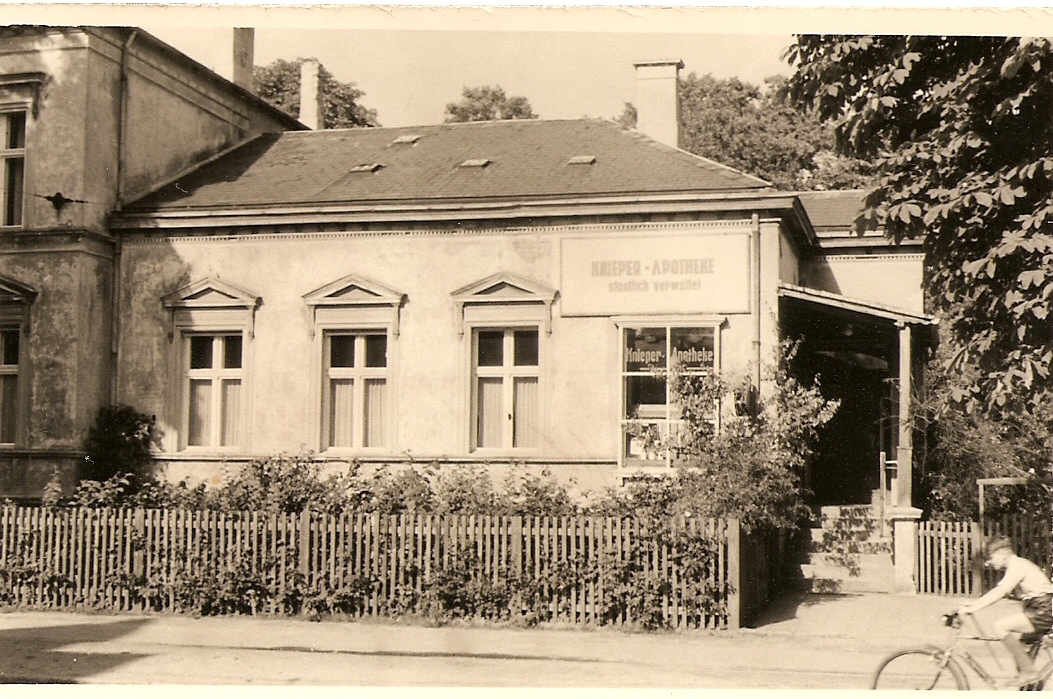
left=751, top=213, right=762, bottom=407
left=111, top=29, right=137, bottom=404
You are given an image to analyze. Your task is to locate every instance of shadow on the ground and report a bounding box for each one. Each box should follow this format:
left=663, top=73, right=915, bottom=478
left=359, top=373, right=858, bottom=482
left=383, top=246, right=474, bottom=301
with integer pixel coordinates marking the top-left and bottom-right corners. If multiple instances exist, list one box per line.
left=0, top=616, right=152, bottom=683
left=747, top=591, right=864, bottom=628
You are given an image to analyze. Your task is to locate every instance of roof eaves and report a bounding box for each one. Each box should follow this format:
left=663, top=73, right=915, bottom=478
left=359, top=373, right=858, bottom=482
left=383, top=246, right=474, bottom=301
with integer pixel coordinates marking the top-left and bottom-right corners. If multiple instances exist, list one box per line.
left=778, top=283, right=936, bottom=326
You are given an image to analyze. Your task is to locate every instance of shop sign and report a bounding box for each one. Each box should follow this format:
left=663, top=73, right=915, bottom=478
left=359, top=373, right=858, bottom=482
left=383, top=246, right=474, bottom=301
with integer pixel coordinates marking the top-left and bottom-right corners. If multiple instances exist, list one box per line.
left=560, top=231, right=751, bottom=315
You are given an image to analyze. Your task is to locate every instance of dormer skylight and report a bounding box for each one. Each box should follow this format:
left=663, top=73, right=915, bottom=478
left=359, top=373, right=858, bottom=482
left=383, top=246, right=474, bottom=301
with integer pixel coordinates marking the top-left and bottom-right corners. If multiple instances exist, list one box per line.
left=392, top=134, right=422, bottom=145
left=348, top=163, right=383, bottom=173
left=568, top=155, right=596, bottom=165
left=460, top=158, right=492, bottom=168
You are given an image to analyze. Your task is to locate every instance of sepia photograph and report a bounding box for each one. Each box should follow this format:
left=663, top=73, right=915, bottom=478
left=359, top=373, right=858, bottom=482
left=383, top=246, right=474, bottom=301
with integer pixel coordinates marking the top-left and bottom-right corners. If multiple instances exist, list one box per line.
left=0, top=3, right=1050, bottom=691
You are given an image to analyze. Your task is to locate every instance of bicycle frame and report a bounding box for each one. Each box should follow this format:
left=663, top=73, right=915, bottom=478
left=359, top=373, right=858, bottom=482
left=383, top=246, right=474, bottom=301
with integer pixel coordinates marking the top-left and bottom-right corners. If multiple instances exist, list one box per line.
left=947, top=612, right=1053, bottom=690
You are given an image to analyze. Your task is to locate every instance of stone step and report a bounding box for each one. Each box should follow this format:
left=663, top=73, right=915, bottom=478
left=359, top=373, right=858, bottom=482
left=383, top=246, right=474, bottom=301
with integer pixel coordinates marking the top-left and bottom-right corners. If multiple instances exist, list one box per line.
left=787, top=575, right=895, bottom=594
left=810, top=526, right=891, bottom=547
left=788, top=551, right=893, bottom=568
left=789, top=560, right=896, bottom=594
left=819, top=504, right=880, bottom=520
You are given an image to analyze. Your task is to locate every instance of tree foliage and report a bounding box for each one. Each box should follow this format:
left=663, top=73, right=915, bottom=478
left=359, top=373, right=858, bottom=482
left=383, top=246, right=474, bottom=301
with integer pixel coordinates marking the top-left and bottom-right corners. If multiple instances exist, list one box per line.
left=444, top=85, right=537, bottom=123
left=675, top=73, right=874, bottom=190
left=784, top=36, right=1053, bottom=416
left=253, top=58, right=379, bottom=129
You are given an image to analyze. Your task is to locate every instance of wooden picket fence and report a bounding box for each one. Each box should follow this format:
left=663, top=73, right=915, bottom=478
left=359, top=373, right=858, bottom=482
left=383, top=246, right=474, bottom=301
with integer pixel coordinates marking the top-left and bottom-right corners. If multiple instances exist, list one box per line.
left=0, top=507, right=781, bottom=629
left=917, top=514, right=1052, bottom=596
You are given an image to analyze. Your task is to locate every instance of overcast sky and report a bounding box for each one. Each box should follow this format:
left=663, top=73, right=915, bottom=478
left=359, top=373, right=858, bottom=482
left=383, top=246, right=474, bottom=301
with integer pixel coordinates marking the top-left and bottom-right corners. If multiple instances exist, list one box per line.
left=144, top=17, right=793, bottom=128
left=5, top=4, right=1046, bottom=129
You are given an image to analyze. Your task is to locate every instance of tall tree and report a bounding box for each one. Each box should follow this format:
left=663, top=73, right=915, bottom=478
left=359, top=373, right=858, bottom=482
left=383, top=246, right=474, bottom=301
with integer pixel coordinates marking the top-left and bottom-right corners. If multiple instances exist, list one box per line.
left=444, top=85, right=537, bottom=123
left=784, top=36, right=1053, bottom=417
left=673, top=73, right=872, bottom=190
left=253, top=58, right=379, bottom=129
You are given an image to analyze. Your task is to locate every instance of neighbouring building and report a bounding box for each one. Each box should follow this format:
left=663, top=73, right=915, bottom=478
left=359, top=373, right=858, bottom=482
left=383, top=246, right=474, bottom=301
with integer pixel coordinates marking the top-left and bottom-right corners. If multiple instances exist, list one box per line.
left=1, top=29, right=936, bottom=562
left=0, top=26, right=301, bottom=498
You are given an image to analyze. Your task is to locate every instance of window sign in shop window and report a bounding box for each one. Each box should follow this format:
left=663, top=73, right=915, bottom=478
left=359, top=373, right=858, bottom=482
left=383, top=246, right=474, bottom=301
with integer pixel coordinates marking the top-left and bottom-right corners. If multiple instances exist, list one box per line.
left=621, top=325, right=718, bottom=467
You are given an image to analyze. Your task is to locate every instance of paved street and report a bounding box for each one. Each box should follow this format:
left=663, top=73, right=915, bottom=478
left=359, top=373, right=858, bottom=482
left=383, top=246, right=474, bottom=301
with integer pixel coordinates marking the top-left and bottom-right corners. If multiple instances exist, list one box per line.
left=0, top=591, right=1022, bottom=690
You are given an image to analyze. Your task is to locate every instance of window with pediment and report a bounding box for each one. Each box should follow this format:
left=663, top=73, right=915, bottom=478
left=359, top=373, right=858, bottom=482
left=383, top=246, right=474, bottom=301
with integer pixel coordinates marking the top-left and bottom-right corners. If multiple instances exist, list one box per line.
left=451, top=272, right=557, bottom=453
left=304, top=274, right=405, bottom=453
left=162, top=277, right=259, bottom=451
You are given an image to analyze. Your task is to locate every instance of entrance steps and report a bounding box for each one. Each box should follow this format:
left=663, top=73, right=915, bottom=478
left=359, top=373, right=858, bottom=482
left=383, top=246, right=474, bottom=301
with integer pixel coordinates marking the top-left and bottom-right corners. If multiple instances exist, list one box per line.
left=786, top=503, right=895, bottom=594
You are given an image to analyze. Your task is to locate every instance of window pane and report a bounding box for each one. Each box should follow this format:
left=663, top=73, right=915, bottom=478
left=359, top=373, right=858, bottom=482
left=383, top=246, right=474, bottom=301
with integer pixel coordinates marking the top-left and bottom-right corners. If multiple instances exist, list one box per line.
left=624, top=375, right=667, bottom=418
left=671, top=327, right=715, bottom=370
left=223, top=335, right=242, bottom=369
left=477, top=331, right=503, bottom=367
left=513, top=377, right=539, bottom=448
left=329, top=378, right=353, bottom=447
left=363, top=378, right=387, bottom=447
left=513, top=330, right=538, bottom=366
left=476, top=377, right=503, bottom=448
left=624, top=327, right=667, bottom=372
left=330, top=335, right=355, bottom=368
left=187, top=379, right=211, bottom=446
left=365, top=335, right=387, bottom=368
left=6, top=113, right=25, bottom=149
left=220, top=379, right=241, bottom=446
left=5, top=157, right=22, bottom=226
left=1, top=330, right=17, bottom=366
left=0, top=374, right=16, bottom=443
left=189, top=336, right=213, bottom=369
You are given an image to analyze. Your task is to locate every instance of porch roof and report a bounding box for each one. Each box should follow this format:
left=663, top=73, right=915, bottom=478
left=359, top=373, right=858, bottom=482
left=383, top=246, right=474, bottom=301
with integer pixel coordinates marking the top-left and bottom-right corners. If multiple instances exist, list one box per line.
left=777, top=283, right=936, bottom=327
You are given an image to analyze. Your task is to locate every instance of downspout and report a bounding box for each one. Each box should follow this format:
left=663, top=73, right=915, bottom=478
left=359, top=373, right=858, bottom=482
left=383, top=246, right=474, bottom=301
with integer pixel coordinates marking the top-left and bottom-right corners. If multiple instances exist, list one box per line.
left=751, top=213, right=762, bottom=407
left=110, top=29, right=137, bottom=404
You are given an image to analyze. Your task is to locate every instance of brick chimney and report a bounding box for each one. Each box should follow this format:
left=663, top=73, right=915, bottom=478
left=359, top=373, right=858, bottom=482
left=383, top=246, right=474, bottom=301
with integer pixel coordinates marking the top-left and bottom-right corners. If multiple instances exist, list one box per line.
left=299, top=59, right=324, bottom=131
left=633, top=59, right=684, bottom=148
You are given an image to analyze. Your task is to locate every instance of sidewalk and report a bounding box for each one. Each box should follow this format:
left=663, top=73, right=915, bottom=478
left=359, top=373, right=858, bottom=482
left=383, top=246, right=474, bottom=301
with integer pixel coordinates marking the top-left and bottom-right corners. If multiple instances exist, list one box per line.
left=0, top=591, right=1010, bottom=688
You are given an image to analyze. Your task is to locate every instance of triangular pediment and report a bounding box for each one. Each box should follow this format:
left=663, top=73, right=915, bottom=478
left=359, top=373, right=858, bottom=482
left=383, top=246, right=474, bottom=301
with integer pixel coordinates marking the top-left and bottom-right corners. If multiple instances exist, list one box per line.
left=451, top=272, right=557, bottom=305
left=162, top=277, right=260, bottom=309
left=303, top=274, right=405, bottom=308
left=0, top=274, right=37, bottom=304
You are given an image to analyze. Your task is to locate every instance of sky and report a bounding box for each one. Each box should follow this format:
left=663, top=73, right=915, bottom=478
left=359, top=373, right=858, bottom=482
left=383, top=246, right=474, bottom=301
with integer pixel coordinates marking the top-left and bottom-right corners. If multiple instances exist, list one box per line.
left=116, top=4, right=1044, bottom=129
left=143, top=15, right=793, bottom=128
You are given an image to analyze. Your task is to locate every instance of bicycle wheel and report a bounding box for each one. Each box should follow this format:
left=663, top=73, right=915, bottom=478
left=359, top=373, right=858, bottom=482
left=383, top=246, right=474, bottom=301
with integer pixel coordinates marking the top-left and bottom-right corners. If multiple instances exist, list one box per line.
left=1024, top=641, right=1053, bottom=691
left=871, top=648, right=968, bottom=690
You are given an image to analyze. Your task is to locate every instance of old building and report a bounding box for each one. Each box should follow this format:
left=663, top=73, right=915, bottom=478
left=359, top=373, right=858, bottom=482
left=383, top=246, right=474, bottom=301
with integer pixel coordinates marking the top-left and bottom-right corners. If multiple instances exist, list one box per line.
left=0, top=26, right=300, bottom=498
left=0, top=29, right=935, bottom=559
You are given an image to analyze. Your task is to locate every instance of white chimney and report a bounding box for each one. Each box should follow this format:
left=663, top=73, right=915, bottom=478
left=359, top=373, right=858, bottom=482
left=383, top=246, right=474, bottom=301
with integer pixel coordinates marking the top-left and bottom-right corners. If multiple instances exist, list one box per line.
left=299, top=59, right=324, bottom=131
left=633, top=59, right=684, bottom=148
left=231, top=28, right=254, bottom=92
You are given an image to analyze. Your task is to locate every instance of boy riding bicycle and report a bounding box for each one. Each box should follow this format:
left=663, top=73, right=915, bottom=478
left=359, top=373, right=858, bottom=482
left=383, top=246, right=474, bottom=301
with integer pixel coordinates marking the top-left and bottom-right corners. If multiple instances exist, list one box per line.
left=956, top=536, right=1053, bottom=686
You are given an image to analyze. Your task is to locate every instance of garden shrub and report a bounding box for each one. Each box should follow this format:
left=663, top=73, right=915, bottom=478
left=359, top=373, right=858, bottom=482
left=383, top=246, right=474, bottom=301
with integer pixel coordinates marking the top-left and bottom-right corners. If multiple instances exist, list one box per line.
left=81, top=405, right=156, bottom=491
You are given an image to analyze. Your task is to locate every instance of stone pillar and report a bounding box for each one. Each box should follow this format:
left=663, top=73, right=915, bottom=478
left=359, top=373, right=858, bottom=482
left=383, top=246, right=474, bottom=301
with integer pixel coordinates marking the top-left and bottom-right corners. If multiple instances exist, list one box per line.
left=891, top=507, right=923, bottom=593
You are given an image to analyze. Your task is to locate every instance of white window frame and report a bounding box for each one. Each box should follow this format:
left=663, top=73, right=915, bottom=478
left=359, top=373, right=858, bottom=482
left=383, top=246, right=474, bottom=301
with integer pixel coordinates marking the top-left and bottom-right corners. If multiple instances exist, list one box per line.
left=0, top=109, right=26, bottom=228
left=163, top=277, right=259, bottom=454
left=452, top=272, right=556, bottom=456
left=615, top=317, right=724, bottom=469
left=304, top=274, right=404, bottom=455
left=321, top=330, right=392, bottom=452
left=470, top=326, right=541, bottom=453
left=182, top=332, right=245, bottom=450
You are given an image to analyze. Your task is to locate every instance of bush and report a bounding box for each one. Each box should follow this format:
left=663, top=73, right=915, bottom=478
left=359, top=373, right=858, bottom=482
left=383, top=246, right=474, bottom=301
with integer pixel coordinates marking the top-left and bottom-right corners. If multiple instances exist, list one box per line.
left=81, top=405, right=156, bottom=491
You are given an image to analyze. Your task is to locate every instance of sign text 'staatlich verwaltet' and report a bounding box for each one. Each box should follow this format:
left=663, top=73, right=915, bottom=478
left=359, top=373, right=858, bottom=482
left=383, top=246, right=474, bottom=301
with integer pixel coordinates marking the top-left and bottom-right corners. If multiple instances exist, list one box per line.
left=591, top=258, right=716, bottom=293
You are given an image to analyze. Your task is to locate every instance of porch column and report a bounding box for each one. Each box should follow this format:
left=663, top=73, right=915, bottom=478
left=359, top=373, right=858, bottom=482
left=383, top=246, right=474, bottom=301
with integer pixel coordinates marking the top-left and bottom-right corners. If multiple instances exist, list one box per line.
left=894, top=321, right=913, bottom=508
left=891, top=321, right=922, bottom=593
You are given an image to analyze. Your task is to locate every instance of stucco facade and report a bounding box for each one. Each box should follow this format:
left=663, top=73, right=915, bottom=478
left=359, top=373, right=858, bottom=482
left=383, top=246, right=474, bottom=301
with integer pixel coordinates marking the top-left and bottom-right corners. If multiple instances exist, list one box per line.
left=0, top=27, right=299, bottom=498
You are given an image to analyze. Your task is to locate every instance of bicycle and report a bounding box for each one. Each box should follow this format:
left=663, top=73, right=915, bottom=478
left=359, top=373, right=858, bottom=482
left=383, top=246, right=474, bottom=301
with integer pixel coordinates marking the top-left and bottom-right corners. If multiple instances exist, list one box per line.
left=871, top=610, right=1053, bottom=690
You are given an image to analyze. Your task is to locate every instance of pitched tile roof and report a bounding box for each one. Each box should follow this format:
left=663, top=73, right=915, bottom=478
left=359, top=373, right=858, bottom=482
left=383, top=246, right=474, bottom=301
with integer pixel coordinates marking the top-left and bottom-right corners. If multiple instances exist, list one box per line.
left=127, top=119, right=771, bottom=212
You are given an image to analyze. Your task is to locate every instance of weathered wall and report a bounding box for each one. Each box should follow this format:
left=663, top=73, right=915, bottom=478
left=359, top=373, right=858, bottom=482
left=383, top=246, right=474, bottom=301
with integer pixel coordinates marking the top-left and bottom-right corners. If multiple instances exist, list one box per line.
left=117, top=220, right=766, bottom=488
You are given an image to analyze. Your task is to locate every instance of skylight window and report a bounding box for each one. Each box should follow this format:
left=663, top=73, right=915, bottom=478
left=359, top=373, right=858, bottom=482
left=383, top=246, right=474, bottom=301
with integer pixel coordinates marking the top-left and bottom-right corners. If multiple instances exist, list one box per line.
left=348, top=163, right=383, bottom=173
left=391, top=134, right=421, bottom=145
left=568, top=155, right=596, bottom=165
left=460, top=158, right=491, bottom=168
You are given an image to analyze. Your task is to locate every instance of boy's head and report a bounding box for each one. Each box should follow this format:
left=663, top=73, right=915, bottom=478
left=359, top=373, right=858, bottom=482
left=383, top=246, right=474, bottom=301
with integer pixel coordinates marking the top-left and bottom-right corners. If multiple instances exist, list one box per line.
left=983, top=536, right=1014, bottom=569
